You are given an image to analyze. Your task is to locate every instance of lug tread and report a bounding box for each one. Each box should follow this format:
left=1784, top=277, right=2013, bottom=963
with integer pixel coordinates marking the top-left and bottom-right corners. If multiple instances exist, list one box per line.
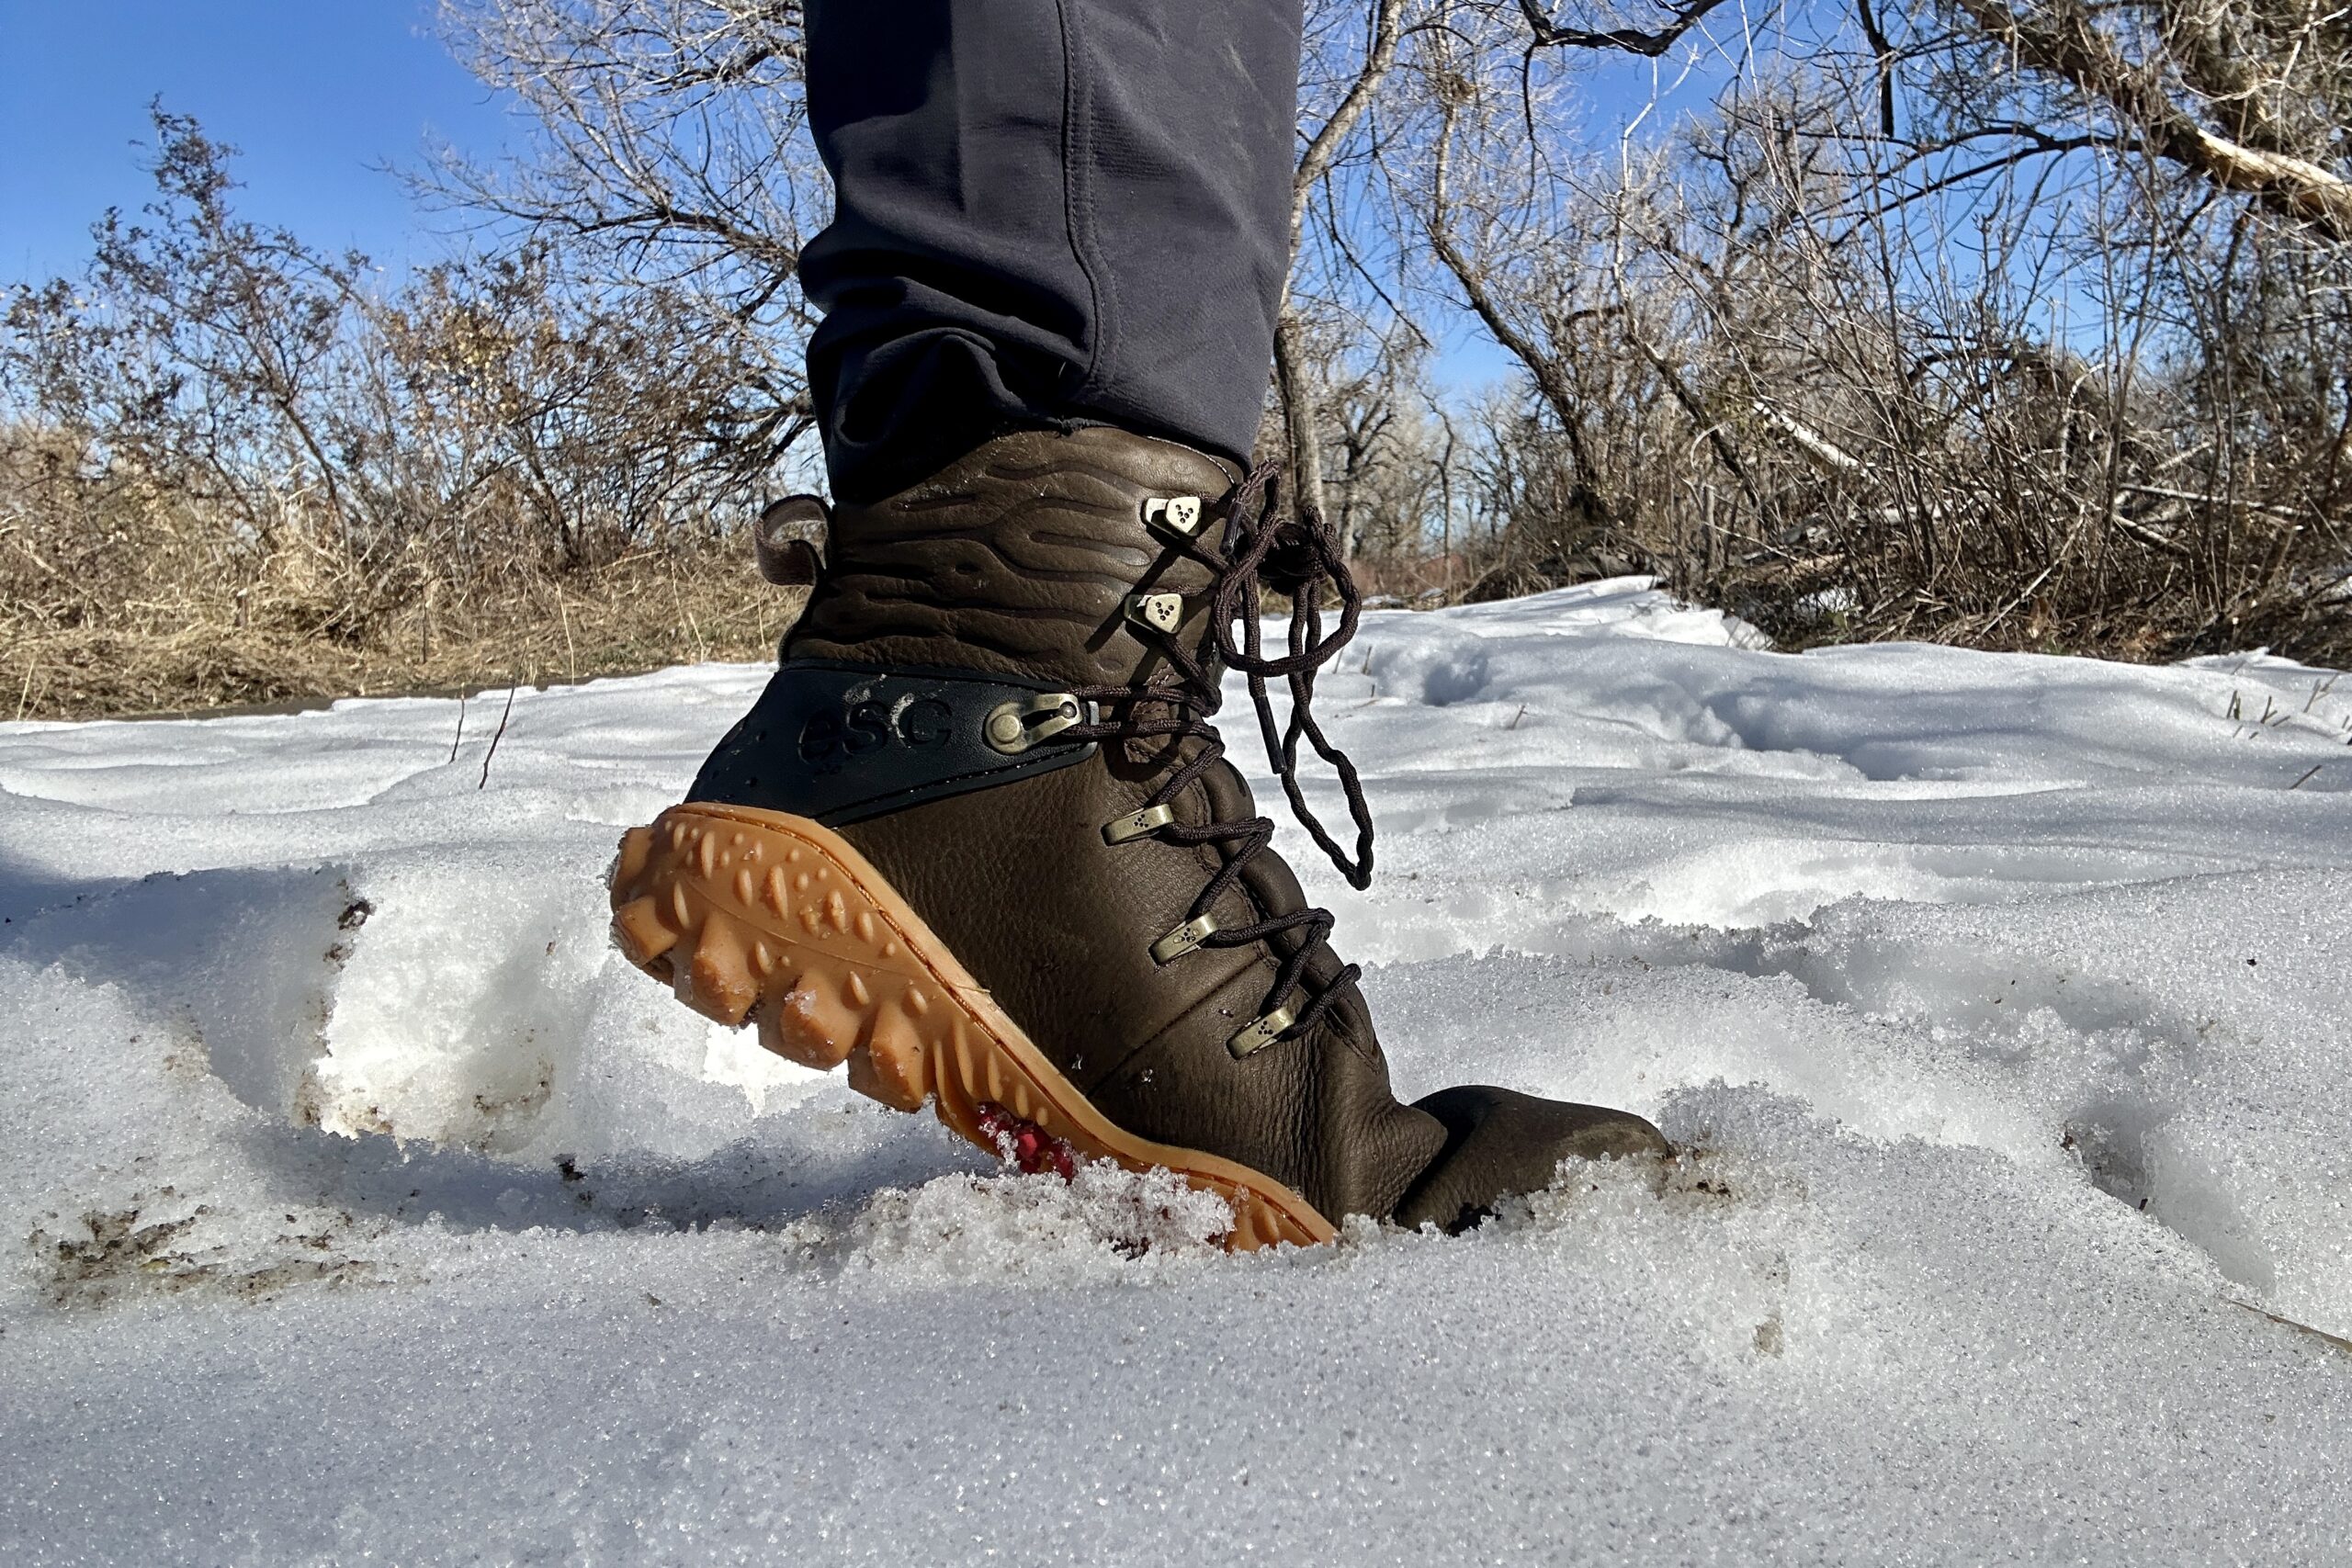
left=606, top=803, right=1336, bottom=1252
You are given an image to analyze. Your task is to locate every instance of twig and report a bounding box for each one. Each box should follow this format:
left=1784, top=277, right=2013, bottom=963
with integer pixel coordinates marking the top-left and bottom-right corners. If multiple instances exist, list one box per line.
left=1509, top=703, right=1527, bottom=729
left=1980, top=559, right=2061, bottom=638
left=2289, top=764, right=2324, bottom=790
left=2114, top=482, right=2304, bottom=521
left=477, top=680, right=519, bottom=790
left=1517, top=0, right=1737, bottom=57
left=2232, top=1299, right=2352, bottom=1356
left=12, top=656, right=32, bottom=723
left=447, top=693, right=468, bottom=764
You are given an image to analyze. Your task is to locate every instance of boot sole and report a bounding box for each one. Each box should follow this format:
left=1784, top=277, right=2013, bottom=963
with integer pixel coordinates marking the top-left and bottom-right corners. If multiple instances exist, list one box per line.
left=607, top=802, right=1339, bottom=1252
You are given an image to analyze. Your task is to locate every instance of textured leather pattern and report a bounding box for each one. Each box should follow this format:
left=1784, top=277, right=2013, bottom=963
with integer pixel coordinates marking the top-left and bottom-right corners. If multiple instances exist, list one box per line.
left=691, top=660, right=1096, bottom=827
left=788, top=425, right=1242, bottom=688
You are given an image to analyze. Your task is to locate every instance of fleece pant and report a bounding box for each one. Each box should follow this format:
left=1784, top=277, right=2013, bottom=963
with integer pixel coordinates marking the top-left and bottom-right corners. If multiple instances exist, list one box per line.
left=798, top=0, right=1304, bottom=502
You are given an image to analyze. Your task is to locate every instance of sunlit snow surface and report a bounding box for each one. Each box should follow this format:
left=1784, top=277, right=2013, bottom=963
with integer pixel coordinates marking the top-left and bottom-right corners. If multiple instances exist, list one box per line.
left=4, top=580, right=2350, bottom=1564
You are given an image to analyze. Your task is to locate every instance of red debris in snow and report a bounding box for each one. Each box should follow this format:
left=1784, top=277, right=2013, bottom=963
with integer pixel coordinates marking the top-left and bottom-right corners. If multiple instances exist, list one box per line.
left=975, top=1103, right=1079, bottom=1180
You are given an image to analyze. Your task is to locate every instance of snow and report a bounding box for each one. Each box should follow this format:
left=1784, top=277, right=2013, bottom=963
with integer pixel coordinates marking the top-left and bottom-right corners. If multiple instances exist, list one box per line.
left=3, top=577, right=2349, bottom=1564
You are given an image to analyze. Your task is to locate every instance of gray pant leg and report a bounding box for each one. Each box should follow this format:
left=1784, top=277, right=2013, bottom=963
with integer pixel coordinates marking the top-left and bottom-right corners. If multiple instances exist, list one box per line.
left=800, top=0, right=1303, bottom=502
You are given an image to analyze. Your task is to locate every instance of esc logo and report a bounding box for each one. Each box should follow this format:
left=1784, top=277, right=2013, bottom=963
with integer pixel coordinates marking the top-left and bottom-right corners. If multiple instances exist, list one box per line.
left=797, top=696, right=953, bottom=773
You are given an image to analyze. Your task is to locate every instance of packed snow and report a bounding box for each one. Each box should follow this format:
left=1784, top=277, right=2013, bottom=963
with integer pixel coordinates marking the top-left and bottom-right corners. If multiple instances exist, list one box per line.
left=3, top=579, right=2349, bottom=1564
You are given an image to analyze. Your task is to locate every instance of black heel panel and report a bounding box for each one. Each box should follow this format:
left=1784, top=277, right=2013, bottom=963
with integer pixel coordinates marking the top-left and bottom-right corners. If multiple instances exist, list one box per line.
left=687, top=660, right=1097, bottom=827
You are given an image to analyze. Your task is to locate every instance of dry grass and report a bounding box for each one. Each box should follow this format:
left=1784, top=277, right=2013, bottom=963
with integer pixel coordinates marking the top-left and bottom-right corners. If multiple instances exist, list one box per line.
left=4, top=548, right=803, bottom=722
left=2, top=420, right=805, bottom=721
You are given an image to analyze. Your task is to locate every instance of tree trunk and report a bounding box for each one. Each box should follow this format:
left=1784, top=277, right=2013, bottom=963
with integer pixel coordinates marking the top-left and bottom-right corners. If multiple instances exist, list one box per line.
left=1274, top=308, right=1338, bottom=552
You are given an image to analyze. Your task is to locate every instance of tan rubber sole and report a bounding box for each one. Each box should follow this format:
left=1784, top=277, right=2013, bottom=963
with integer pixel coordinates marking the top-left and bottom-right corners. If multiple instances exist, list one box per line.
left=607, top=802, right=1338, bottom=1252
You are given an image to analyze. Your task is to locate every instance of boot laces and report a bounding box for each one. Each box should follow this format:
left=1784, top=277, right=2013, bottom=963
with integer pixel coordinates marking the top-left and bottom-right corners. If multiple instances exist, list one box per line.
left=1065, top=464, right=1376, bottom=1044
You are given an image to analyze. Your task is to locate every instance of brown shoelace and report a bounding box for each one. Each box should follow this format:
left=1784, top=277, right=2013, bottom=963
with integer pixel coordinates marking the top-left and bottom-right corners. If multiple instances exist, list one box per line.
left=1065, top=465, right=1377, bottom=1043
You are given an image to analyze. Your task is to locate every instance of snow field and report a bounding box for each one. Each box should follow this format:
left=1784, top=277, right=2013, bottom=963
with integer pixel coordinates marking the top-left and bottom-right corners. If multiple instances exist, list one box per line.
left=2, top=580, right=2349, bottom=1563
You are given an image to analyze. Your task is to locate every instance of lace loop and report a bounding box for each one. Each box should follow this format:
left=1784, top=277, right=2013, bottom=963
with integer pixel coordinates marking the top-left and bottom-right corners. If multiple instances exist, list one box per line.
left=1209, top=466, right=1375, bottom=891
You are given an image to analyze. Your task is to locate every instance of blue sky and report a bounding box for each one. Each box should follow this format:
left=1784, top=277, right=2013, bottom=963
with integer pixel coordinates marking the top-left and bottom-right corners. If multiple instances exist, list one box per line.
left=0, top=0, right=512, bottom=286
left=0, top=3, right=1701, bottom=389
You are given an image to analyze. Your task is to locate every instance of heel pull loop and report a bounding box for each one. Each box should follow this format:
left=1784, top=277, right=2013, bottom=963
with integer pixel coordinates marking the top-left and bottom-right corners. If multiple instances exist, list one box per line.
left=755, top=494, right=829, bottom=586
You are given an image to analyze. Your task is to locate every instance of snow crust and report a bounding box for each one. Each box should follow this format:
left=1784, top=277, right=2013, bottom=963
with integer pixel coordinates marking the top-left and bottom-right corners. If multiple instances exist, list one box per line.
left=4, top=578, right=2349, bottom=1563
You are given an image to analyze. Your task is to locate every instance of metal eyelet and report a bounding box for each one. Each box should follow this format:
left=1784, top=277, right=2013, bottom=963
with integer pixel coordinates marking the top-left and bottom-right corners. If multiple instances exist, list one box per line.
left=1125, top=592, right=1183, bottom=635
left=1227, top=1006, right=1296, bottom=1059
left=1102, top=804, right=1176, bottom=845
left=1148, top=913, right=1220, bottom=964
left=1142, top=494, right=1203, bottom=537
left=983, top=693, right=1085, bottom=755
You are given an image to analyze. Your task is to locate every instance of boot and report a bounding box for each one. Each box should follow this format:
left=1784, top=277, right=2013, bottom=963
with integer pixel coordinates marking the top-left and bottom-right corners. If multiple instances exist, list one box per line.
left=607, top=427, right=1667, bottom=1248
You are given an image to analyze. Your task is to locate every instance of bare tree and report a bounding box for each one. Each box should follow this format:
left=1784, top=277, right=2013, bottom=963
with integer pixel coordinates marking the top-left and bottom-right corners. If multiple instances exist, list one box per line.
left=1, top=110, right=797, bottom=714
left=428, top=0, right=823, bottom=476
left=1277, top=0, right=1412, bottom=544
left=1319, top=0, right=2352, bottom=652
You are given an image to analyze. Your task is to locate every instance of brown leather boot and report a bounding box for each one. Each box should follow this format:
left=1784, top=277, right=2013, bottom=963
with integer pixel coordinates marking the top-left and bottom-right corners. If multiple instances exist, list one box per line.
left=608, top=427, right=1667, bottom=1248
